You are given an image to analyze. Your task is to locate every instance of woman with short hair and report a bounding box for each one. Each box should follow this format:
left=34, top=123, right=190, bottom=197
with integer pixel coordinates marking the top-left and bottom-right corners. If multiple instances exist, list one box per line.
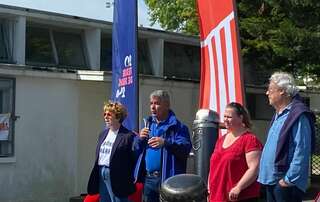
left=87, top=101, right=136, bottom=202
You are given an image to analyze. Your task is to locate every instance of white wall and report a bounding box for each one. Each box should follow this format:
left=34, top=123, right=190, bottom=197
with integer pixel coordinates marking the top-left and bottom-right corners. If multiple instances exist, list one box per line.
left=76, top=80, right=110, bottom=195
left=0, top=75, right=110, bottom=202
left=0, top=73, right=200, bottom=202
left=0, top=72, right=319, bottom=202
left=0, top=76, right=78, bottom=201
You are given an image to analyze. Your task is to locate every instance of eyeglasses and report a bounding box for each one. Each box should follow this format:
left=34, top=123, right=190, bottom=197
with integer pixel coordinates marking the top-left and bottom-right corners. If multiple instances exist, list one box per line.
left=103, top=112, right=113, bottom=117
left=267, top=86, right=281, bottom=93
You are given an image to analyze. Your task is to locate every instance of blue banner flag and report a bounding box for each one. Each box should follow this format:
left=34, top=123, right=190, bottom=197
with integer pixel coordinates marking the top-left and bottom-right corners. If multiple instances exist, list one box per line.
left=111, top=0, right=138, bottom=131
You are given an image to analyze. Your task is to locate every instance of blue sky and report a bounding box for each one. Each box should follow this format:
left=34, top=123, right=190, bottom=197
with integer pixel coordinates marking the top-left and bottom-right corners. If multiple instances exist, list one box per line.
left=0, top=0, right=161, bottom=29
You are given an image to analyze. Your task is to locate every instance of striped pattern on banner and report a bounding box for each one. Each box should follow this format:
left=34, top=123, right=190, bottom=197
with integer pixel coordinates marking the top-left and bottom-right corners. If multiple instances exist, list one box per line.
left=197, top=0, right=244, bottom=122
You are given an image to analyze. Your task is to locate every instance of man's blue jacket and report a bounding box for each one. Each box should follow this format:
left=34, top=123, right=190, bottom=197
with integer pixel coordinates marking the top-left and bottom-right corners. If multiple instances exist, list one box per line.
left=133, top=110, right=192, bottom=183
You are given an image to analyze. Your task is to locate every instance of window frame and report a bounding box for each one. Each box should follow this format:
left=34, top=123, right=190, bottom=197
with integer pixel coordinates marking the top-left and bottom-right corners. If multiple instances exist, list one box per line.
left=25, top=23, right=88, bottom=69
left=100, top=33, right=112, bottom=71
left=0, top=18, right=14, bottom=64
left=0, top=77, right=16, bottom=158
left=163, top=41, right=200, bottom=81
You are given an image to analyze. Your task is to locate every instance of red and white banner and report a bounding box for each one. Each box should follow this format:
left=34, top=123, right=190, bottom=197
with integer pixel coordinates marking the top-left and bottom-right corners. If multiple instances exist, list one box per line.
left=197, top=0, right=244, bottom=121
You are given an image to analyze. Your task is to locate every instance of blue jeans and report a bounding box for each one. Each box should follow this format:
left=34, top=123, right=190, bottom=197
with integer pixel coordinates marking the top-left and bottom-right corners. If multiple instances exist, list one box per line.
left=265, top=183, right=304, bottom=202
left=143, top=175, right=161, bottom=202
left=99, top=166, right=130, bottom=202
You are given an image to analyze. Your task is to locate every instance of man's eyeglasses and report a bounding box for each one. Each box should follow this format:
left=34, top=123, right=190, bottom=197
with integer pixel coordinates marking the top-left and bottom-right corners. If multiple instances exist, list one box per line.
left=267, top=87, right=281, bottom=93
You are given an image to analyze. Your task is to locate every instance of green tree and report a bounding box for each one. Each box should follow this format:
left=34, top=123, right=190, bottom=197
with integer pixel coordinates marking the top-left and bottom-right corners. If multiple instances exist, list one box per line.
left=145, top=0, right=320, bottom=83
left=145, top=0, right=198, bottom=34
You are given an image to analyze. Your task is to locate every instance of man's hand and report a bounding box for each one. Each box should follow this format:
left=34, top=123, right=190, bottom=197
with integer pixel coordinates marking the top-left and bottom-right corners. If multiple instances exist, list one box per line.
left=279, top=179, right=291, bottom=187
left=148, top=137, right=165, bottom=148
left=139, top=128, right=149, bottom=140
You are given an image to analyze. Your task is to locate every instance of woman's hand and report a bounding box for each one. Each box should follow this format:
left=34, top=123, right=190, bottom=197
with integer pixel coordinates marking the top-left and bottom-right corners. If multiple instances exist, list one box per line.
left=228, top=150, right=261, bottom=201
left=228, top=186, right=241, bottom=201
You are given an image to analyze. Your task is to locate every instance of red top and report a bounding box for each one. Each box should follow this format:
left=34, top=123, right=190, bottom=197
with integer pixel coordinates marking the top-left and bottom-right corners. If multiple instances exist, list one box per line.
left=209, top=131, right=263, bottom=202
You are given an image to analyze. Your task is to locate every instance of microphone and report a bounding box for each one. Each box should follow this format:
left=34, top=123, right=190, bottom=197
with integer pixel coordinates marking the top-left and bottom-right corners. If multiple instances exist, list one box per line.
left=144, top=114, right=156, bottom=129
left=143, top=118, right=150, bottom=130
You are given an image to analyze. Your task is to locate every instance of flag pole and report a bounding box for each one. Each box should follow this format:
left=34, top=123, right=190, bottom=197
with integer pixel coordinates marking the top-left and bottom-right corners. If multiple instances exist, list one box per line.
left=232, top=0, right=245, bottom=106
left=135, top=0, right=139, bottom=132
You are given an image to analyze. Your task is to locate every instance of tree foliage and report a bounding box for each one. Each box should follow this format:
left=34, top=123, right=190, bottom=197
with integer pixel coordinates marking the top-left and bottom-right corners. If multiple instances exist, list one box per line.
left=144, top=0, right=320, bottom=84
left=145, top=0, right=198, bottom=34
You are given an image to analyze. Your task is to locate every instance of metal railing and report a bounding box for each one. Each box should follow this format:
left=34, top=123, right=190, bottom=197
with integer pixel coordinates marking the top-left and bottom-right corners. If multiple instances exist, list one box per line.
left=311, top=112, right=320, bottom=181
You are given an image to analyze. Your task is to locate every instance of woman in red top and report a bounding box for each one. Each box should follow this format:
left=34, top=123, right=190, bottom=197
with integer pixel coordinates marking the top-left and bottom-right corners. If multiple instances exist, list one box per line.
left=209, top=102, right=263, bottom=202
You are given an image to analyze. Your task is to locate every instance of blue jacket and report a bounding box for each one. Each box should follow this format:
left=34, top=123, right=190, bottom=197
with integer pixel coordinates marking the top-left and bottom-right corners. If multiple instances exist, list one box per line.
left=270, top=94, right=315, bottom=172
left=133, top=110, right=192, bottom=183
left=258, top=94, right=314, bottom=191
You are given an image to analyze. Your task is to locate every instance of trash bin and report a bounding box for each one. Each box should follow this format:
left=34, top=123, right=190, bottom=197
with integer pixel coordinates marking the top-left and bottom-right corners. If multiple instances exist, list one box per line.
left=192, top=109, right=219, bottom=184
left=160, top=174, right=207, bottom=202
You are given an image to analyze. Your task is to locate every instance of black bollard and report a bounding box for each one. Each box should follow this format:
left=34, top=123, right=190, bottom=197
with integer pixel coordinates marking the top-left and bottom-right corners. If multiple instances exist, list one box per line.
left=160, top=174, right=207, bottom=202
left=192, top=109, right=219, bottom=184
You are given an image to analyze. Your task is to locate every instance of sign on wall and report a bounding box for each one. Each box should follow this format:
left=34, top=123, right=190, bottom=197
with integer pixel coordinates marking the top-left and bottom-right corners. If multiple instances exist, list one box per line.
left=0, top=113, right=10, bottom=141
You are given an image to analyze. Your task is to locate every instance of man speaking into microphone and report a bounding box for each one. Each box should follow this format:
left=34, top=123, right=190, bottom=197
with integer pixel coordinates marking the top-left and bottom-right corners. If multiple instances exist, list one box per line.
left=133, top=90, right=192, bottom=202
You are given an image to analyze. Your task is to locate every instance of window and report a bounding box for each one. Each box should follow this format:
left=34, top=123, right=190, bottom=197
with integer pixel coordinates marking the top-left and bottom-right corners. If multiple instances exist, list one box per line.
left=0, top=78, right=15, bottom=157
left=138, top=39, right=153, bottom=75
left=164, top=42, right=200, bottom=80
left=100, top=35, right=153, bottom=75
left=0, top=19, right=14, bottom=63
left=26, top=27, right=55, bottom=65
left=54, top=31, right=87, bottom=68
left=100, top=34, right=112, bottom=71
left=26, top=25, right=88, bottom=69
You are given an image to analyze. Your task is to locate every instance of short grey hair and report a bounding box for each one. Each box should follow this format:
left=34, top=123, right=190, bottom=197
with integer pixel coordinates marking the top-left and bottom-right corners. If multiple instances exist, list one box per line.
left=150, top=90, right=170, bottom=105
left=269, top=71, right=299, bottom=97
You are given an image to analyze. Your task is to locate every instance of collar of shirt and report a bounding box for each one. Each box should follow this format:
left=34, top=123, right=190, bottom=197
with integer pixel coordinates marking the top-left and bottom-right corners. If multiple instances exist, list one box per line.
left=275, top=102, right=293, bottom=120
left=151, top=110, right=177, bottom=128
left=108, top=128, right=119, bottom=135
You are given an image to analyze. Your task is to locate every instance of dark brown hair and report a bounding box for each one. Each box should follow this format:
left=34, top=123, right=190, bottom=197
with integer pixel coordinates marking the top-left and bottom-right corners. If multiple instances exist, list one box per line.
left=226, top=102, right=252, bottom=129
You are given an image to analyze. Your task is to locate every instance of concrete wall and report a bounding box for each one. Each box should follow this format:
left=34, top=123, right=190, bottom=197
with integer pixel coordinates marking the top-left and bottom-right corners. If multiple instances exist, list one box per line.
left=0, top=71, right=319, bottom=202
left=76, top=80, right=110, bottom=195
left=0, top=75, right=109, bottom=202
left=1, top=76, right=78, bottom=202
left=0, top=72, right=200, bottom=202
